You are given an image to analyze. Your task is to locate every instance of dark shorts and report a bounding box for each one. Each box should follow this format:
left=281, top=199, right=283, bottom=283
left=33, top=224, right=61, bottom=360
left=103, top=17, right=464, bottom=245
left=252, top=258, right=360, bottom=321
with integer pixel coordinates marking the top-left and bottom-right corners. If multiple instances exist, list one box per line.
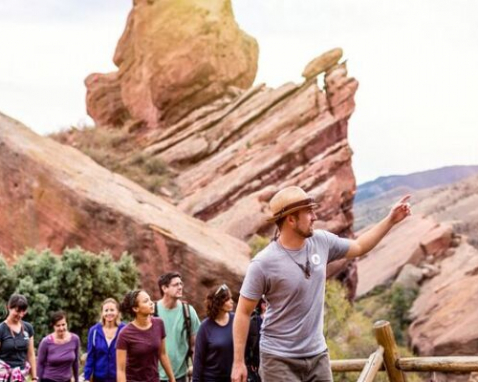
left=260, top=349, right=333, bottom=382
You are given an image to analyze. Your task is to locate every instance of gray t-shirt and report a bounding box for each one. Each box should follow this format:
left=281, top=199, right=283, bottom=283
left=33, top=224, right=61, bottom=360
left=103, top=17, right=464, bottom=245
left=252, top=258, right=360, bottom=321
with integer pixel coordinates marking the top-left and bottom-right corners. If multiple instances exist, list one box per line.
left=240, top=230, right=349, bottom=358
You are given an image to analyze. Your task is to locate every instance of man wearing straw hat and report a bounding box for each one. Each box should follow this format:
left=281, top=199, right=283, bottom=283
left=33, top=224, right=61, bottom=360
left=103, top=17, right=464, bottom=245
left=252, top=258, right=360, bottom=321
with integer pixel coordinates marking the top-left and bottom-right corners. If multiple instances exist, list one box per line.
left=231, top=186, right=411, bottom=382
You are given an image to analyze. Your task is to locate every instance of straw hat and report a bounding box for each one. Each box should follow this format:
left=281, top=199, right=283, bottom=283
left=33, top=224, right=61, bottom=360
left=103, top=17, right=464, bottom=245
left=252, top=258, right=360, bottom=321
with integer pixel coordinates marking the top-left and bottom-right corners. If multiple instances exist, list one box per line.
left=266, top=186, right=318, bottom=222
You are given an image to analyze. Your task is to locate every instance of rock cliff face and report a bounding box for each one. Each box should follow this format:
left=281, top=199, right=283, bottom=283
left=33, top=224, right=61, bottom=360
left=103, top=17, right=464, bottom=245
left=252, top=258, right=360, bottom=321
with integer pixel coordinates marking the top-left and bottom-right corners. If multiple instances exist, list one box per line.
left=356, top=215, right=454, bottom=297
left=0, top=112, right=250, bottom=313
left=409, top=242, right=478, bottom=356
left=83, top=0, right=359, bottom=245
left=139, top=57, right=358, bottom=242
left=355, top=199, right=478, bottom=357
left=86, top=0, right=258, bottom=129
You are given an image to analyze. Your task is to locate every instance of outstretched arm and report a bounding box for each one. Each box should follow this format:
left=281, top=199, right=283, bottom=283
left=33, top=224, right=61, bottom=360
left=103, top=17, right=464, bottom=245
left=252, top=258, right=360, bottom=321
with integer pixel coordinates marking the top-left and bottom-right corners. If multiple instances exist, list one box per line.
left=346, top=195, right=411, bottom=259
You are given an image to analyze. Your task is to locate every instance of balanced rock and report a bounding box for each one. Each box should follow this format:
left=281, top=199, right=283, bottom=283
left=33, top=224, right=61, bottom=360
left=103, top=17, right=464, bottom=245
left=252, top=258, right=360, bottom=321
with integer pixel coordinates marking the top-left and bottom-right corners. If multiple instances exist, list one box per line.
left=302, top=48, right=343, bottom=80
left=85, top=0, right=258, bottom=129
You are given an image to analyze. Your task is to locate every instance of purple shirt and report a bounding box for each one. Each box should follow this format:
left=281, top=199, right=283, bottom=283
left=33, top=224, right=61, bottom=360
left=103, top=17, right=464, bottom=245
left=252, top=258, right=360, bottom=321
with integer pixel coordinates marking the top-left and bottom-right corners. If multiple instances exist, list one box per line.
left=116, top=318, right=166, bottom=382
left=37, top=333, right=80, bottom=382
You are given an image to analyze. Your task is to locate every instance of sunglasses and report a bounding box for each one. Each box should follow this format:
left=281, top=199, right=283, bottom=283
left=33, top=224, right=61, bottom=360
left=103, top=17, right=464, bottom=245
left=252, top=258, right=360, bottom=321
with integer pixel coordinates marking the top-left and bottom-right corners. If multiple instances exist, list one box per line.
left=215, top=284, right=229, bottom=296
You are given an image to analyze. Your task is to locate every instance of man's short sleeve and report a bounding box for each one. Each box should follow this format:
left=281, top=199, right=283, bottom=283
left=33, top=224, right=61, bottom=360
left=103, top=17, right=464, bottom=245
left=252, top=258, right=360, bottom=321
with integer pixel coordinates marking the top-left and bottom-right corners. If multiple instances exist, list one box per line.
left=240, top=260, right=266, bottom=301
left=323, top=231, right=350, bottom=263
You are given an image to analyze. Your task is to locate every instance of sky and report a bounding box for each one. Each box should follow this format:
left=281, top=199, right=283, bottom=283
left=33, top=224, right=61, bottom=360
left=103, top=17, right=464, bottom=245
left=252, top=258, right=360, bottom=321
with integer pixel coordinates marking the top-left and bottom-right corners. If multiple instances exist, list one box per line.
left=0, top=0, right=477, bottom=184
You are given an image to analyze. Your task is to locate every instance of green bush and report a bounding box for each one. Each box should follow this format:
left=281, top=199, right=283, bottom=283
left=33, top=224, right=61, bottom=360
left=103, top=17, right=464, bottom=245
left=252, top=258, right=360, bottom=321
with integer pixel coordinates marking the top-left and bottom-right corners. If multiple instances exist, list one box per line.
left=389, top=285, right=418, bottom=343
left=248, top=235, right=270, bottom=257
left=0, top=247, right=139, bottom=346
left=355, top=283, right=418, bottom=346
left=325, top=281, right=421, bottom=382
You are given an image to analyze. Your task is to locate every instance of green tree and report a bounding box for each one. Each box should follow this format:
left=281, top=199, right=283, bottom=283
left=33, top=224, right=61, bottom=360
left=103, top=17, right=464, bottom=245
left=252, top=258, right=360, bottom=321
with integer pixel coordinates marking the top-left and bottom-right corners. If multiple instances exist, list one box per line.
left=0, top=255, right=17, bottom=318
left=1, top=247, right=139, bottom=346
left=325, top=281, right=421, bottom=382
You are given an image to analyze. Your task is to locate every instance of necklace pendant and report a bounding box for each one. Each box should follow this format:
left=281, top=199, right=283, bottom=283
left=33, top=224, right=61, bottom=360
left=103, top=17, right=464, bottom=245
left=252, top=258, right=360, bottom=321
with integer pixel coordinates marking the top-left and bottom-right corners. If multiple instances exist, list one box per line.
left=305, top=261, right=311, bottom=279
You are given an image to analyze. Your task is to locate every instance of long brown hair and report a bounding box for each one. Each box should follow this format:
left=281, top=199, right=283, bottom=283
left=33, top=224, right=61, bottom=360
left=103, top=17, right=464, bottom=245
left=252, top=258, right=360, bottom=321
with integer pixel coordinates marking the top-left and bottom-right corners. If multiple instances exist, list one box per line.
left=206, top=284, right=231, bottom=320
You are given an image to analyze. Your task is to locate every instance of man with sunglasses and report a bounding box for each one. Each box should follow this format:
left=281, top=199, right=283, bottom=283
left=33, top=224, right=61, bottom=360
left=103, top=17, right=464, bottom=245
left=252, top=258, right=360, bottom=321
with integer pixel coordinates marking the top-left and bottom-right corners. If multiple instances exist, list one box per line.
left=232, top=186, right=411, bottom=382
left=156, top=272, right=201, bottom=382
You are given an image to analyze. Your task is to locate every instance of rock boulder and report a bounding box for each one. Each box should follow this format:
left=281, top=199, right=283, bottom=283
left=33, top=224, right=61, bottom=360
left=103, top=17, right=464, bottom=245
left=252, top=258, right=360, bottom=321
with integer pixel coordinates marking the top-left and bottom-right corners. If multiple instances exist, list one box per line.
left=409, top=242, right=478, bottom=356
left=85, top=0, right=259, bottom=129
left=0, top=112, right=250, bottom=313
left=356, top=215, right=453, bottom=297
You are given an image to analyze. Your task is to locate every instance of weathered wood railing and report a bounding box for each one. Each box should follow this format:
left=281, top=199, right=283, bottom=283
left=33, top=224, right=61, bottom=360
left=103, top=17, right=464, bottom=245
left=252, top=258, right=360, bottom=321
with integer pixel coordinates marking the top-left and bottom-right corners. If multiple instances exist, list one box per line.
left=331, top=320, right=478, bottom=382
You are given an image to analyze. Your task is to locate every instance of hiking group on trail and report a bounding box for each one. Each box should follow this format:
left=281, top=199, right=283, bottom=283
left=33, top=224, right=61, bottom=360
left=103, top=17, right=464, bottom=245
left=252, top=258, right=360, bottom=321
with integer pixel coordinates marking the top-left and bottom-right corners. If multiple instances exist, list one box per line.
left=0, top=186, right=411, bottom=382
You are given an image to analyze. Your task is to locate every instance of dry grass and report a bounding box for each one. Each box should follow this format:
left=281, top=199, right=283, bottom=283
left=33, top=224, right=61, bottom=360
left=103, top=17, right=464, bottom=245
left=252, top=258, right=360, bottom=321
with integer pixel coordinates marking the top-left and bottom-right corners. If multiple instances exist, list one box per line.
left=50, top=125, right=178, bottom=198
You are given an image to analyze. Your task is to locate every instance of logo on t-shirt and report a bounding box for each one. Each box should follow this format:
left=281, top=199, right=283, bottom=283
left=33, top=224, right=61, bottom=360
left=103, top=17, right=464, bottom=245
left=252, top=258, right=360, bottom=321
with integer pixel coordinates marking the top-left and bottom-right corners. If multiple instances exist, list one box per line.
left=311, top=254, right=321, bottom=266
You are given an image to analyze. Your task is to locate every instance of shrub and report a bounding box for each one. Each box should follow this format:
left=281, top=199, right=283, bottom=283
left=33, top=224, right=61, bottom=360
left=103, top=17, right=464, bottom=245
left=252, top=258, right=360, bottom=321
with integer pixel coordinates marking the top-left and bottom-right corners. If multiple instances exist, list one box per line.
left=389, top=285, right=418, bottom=343
left=248, top=235, right=270, bottom=257
left=325, top=281, right=421, bottom=382
left=0, top=247, right=139, bottom=346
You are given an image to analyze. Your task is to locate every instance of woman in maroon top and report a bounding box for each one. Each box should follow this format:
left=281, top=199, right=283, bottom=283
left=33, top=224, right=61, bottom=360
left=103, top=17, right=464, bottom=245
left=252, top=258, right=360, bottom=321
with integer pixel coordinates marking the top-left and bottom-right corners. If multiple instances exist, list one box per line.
left=116, top=290, right=175, bottom=382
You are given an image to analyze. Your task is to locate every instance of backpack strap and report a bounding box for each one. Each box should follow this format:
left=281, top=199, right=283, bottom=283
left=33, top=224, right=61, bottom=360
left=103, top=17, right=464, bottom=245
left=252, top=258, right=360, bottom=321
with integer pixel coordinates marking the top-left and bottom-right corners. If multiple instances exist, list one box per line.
left=153, top=300, right=159, bottom=317
left=181, top=302, right=193, bottom=360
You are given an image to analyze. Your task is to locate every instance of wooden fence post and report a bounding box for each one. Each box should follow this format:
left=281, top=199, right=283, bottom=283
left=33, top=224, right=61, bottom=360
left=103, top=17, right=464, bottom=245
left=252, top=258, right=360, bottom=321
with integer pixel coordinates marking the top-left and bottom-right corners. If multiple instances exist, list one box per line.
left=357, top=346, right=385, bottom=382
left=374, top=320, right=406, bottom=382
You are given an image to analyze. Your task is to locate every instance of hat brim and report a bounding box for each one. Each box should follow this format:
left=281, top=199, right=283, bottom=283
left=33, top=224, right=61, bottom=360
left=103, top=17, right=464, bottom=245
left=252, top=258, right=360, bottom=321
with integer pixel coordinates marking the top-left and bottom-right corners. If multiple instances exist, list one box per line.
left=266, top=202, right=318, bottom=223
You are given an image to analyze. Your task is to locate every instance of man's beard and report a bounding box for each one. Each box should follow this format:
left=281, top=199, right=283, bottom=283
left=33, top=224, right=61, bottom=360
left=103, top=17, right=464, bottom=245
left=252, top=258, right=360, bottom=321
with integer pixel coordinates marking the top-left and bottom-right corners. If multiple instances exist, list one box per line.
left=293, top=225, right=313, bottom=238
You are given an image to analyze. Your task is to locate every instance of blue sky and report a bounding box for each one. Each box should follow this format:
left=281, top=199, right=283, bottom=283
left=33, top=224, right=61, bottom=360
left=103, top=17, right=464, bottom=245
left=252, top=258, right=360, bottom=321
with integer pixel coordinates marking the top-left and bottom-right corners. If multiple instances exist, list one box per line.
left=1, top=0, right=477, bottom=184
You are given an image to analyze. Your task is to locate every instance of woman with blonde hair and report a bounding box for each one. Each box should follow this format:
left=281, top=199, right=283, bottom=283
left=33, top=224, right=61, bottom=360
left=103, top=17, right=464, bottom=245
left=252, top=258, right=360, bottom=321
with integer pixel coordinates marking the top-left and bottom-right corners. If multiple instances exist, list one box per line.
left=84, top=298, right=125, bottom=382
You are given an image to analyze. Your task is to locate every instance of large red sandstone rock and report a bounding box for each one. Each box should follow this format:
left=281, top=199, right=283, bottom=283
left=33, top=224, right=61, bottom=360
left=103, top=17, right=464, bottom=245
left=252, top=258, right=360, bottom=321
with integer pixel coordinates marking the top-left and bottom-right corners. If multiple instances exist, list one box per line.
left=0, top=112, right=251, bottom=313
left=139, top=61, right=359, bottom=243
left=356, top=215, right=453, bottom=297
left=409, top=242, right=478, bottom=356
left=86, top=0, right=258, bottom=129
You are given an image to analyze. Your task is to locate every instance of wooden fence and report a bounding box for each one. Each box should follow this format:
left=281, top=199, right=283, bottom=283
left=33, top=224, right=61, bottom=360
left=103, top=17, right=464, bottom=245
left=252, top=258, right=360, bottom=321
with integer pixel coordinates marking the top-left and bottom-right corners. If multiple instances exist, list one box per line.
left=330, top=320, right=478, bottom=382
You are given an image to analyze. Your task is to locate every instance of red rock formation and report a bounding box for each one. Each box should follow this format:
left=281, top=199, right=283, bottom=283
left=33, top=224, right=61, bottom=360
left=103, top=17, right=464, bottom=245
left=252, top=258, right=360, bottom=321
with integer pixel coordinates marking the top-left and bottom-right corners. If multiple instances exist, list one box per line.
left=139, top=53, right=358, bottom=243
left=356, top=215, right=454, bottom=297
left=86, top=0, right=258, bottom=129
left=409, top=242, right=478, bottom=356
left=0, top=112, right=250, bottom=313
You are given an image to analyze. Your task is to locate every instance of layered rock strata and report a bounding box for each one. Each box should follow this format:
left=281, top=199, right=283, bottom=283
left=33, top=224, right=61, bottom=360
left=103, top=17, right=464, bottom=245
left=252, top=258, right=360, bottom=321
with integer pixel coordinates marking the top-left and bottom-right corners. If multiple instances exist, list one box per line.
left=0, top=112, right=250, bottom=313
left=139, top=54, right=358, bottom=243
left=409, top=241, right=478, bottom=356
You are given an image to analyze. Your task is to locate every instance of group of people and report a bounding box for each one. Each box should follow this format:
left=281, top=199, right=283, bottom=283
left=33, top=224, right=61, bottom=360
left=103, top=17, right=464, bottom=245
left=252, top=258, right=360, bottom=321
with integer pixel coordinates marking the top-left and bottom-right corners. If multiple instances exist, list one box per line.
left=0, top=278, right=243, bottom=382
left=0, top=186, right=412, bottom=382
